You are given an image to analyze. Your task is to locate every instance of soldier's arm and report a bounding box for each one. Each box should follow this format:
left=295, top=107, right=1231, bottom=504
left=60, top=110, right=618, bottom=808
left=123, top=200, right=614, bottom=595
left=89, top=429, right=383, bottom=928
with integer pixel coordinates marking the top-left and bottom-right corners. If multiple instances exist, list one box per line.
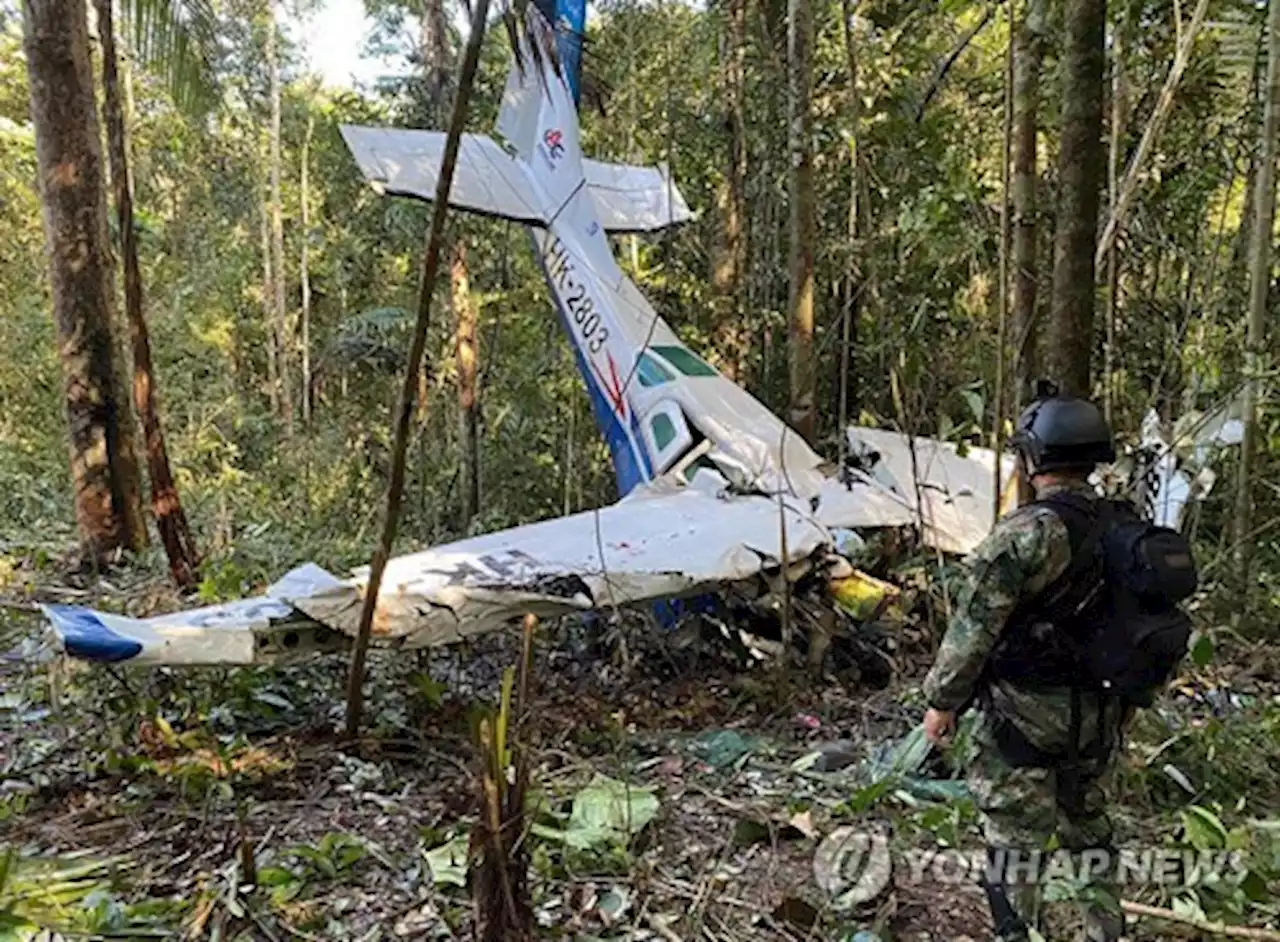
left=921, top=507, right=1071, bottom=712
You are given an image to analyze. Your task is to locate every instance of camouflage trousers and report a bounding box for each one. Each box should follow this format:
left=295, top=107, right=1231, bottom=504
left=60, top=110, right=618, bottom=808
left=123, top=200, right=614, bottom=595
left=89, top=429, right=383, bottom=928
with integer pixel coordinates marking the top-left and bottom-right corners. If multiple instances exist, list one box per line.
left=965, top=712, right=1125, bottom=942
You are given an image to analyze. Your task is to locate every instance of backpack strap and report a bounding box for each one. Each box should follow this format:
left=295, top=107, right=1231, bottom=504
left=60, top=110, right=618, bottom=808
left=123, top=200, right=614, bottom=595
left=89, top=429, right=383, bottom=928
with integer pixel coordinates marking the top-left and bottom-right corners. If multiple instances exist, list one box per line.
left=1025, top=491, right=1109, bottom=623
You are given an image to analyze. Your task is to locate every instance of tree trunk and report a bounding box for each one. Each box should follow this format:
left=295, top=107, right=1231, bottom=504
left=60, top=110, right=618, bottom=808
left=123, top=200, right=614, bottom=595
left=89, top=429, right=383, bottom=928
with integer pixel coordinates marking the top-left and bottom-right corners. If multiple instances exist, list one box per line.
left=267, top=0, right=292, bottom=430
left=994, top=0, right=1014, bottom=515
left=453, top=242, right=480, bottom=529
left=1103, top=25, right=1128, bottom=424
left=301, top=112, right=314, bottom=425
left=261, top=188, right=278, bottom=409
left=837, top=0, right=864, bottom=453
left=345, top=0, right=491, bottom=739
left=1233, top=0, right=1280, bottom=581
left=712, top=0, right=747, bottom=382
left=787, top=0, right=816, bottom=442
left=422, top=0, right=449, bottom=107
left=96, top=0, right=199, bottom=587
left=1011, top=0, right=1047, bottom=410
left=1094, top=0, right=1211, bottom=268
left=1046, top=0, right=1106, bottom=396
left=23, top=0, right=146, bottom=563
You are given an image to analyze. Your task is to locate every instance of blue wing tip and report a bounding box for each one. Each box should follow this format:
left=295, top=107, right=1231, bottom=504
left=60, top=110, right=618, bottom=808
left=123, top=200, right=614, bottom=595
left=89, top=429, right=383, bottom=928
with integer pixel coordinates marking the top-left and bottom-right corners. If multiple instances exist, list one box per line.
left=41, top=604, right=143, bottom=663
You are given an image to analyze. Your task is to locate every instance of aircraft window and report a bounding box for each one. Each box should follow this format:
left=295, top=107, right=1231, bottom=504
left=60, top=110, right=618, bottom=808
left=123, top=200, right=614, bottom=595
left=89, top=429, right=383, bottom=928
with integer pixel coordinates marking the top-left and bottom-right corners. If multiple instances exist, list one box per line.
left=651, top=412, right=677, bottom=451
left=636, top=352, right=675, bottom=387
left=681, top=455, right=719, bottom=483
left=653, top=345, right=717, bottom=377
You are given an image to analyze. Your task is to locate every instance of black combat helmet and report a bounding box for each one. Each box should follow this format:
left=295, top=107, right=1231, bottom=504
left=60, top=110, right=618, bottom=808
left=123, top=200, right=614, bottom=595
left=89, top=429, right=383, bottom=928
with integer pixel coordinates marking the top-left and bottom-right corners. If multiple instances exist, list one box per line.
left=1010, top=383, right=1116, bottom=475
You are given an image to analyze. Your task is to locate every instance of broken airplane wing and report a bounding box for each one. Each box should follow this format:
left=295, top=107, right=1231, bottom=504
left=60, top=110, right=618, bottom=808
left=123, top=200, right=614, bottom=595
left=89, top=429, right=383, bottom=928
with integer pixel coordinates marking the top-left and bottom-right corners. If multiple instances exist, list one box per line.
left=41, top=486, right=828, bottom=665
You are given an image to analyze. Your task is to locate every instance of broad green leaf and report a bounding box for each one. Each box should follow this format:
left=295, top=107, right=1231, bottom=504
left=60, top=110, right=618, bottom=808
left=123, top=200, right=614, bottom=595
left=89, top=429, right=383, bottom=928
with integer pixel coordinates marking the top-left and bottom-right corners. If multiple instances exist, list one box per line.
left=533, top=775, right=659, bottom=850
left=1182, top=806, right=1229, bottom=850
left=1190, top=631, right=1214, bottom=667
left=424, top=835, right=469, bottom=887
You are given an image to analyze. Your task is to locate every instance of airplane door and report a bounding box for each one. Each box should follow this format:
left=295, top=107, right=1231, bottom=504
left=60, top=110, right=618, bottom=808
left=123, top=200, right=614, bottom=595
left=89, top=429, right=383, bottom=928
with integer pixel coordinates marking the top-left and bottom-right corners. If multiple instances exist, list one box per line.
left=640, top=399, right=694, bottom=475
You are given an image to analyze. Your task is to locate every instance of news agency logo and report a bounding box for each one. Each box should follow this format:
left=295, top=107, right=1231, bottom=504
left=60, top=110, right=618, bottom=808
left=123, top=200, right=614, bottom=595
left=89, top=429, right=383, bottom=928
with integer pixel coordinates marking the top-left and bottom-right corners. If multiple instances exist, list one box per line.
left=813, top=829, right=1249, bottom=906
left=813, top=827, right=893, bottom=907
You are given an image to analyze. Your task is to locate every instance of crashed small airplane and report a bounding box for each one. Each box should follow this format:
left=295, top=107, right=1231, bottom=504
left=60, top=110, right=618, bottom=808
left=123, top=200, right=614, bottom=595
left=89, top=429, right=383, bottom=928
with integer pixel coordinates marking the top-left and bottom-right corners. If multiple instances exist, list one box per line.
left=37, top=1, right=1227, bottom=669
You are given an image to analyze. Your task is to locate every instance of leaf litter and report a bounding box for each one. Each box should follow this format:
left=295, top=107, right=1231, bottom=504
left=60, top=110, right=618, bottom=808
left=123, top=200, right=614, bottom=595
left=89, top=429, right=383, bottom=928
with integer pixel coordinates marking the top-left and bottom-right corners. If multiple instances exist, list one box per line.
left=2, top=559, right=1279, bottom=940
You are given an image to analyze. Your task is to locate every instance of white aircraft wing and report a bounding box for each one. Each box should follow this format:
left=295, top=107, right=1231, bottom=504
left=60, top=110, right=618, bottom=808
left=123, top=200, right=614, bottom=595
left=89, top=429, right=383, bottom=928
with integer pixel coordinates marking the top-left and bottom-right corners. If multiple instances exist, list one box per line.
left=290, top=485, right=827, bottom=647
left=40, top=489, right=829, bottom=666
left=339, top=125, right=551, bottom=226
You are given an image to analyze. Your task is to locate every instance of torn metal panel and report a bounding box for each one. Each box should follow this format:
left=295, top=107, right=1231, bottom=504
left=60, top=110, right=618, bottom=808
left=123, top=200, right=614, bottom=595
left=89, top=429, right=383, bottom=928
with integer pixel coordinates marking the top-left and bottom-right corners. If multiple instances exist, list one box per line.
left=290, top=487, right=830, bottom=647
left=821, top=428, right=1016, bottom=555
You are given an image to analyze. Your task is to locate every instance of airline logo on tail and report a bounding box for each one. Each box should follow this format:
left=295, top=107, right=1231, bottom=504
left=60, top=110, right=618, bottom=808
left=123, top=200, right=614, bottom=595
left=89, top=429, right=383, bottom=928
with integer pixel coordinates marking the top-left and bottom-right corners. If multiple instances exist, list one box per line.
left=543, top=128, right=565, bottom=160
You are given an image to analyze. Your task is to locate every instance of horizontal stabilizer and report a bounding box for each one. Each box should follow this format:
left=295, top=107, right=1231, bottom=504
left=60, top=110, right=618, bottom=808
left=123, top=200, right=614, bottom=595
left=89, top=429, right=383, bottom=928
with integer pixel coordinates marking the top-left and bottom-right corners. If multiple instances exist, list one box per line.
left=341, top=125, right=548, bottom=225
left=340, top=125, right=692, bottom=232
left=582, top=159, right=693, bottom=232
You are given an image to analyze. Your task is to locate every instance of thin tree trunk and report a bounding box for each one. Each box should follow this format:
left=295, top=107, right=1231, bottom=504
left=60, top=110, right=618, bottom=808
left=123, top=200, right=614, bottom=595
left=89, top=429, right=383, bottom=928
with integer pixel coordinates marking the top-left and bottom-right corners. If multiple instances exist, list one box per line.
left=96, top=0, right=199, bottom=587
left=301, top=112, right=314, bottom=425
left=994, top=0, right=1014, bottom=516
left=1103, top=26, right=1128, bottom=424
left=261, top=190, right=278, bottom=409
left=453, top=242, right=480, bottom=529
left=838, top=0, right=863, bottom=454
left=1233, top=0, right=1280, bottom=582
left=712, top=0, right=747, bottom=382
left=1011, top=0, right=1047, bottom=410
left=1094, top=0, right=1211, bottom=268
left=267, top=0, right=292, bottom=431
left=422, top=0, right=449, bottom=106
left=345, top=0, right=490, bottom=739
left=1046, top=0, right=1106, bottom=396
left=915, top=5, right=998, bottom=122
left=787, top=0, right=816, bottom=443
left=23, top=0, right=146, bottom=563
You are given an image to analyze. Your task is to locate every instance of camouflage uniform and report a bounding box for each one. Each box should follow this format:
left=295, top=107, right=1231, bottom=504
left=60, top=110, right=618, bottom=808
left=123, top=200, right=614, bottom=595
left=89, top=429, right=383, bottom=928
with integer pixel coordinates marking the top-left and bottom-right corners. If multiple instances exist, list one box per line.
left=923, top=481, right=1126, bottom=942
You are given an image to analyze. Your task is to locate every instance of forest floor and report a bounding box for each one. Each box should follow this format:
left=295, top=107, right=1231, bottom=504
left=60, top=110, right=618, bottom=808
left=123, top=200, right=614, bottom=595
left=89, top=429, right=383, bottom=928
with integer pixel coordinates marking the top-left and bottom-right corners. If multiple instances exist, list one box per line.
left=3, top=551, right=1280, bottom=941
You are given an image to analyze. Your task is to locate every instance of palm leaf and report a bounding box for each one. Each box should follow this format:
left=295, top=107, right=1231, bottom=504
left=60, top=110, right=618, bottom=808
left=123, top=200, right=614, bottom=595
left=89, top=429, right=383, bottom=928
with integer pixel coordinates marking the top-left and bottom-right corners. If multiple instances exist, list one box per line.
left=1207, top=0, right=1268, bottom=89
left=117, top=0, right=221, bottom=116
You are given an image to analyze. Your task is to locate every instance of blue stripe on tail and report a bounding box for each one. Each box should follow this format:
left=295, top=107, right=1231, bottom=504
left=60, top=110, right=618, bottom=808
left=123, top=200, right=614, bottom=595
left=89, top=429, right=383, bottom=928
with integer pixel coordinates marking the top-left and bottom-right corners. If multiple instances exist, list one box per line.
left=555, top=0, right=587, bottom=105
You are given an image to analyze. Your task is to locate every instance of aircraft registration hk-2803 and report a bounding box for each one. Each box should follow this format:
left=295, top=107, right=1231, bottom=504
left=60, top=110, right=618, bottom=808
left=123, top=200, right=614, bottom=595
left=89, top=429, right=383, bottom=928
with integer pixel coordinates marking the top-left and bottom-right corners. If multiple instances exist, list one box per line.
left=41, top=1, right=1206, bottom=669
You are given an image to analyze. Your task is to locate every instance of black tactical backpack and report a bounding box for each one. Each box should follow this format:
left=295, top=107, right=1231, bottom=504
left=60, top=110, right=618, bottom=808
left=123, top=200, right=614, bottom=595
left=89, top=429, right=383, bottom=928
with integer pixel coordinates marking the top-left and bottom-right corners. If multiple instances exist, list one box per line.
left=989, top=491, right=1199, bottom=708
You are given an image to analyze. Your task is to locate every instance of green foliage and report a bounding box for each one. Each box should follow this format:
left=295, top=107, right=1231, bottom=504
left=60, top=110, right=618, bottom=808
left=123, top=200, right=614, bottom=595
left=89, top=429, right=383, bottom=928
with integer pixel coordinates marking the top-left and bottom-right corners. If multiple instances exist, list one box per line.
left=0, top=850, right=177, bottom=937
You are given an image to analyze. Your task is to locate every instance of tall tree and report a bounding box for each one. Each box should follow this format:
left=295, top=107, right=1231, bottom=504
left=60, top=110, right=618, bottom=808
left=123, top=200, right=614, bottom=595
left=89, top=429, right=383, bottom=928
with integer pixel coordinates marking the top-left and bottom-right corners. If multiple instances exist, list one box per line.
left=267, top=0, right=292, bottom=429
left=837, top=0, right=865, bottom=443
left=453, top=242, right=480, bottom=526
left=1234, top=0, right=1280, bottom=577
left=301, top=110, right=314, bottom=425
left=1046, top=0, right=1106, bottom=395
left=422, top=0, right=449, bottom=105
left=1010, top=0, right=1047, bottom=408
left=1103, top=23, right=1127, bottom=423
left=711, top=0, right=747, bottom=381
left=787, top=0, right=816, bottom=442
left=22, top=0, right=147, bottom=562
left=95, top=0, right=200, bottom=587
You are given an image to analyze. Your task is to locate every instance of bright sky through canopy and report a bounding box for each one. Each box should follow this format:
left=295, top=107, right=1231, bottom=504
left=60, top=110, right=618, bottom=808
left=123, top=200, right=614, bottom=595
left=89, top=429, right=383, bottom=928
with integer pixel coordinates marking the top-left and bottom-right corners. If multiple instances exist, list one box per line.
left=286, top=0, right=389, bottom=89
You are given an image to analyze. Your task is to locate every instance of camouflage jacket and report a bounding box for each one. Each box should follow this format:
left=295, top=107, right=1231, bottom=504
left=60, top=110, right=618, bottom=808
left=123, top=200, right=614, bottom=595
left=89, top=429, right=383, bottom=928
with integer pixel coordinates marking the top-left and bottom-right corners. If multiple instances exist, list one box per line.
left=922, top=480, right=1115, bottom=753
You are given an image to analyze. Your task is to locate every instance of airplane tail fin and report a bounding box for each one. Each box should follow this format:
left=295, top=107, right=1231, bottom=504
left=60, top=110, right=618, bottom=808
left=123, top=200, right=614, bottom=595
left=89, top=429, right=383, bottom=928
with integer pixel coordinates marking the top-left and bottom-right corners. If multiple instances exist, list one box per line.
left=340, top=8, right=691, bottom=233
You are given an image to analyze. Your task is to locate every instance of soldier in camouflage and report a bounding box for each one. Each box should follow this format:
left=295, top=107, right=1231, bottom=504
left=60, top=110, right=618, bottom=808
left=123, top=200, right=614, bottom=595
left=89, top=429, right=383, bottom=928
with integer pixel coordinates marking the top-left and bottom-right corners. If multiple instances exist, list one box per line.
left=921, top=393, right=1127, bottom=942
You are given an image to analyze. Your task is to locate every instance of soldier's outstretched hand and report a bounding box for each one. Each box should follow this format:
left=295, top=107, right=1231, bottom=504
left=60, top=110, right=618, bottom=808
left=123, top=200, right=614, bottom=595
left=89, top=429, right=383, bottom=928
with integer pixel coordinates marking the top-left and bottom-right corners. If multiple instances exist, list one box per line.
left=923, top=707, right=956, bottom=745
